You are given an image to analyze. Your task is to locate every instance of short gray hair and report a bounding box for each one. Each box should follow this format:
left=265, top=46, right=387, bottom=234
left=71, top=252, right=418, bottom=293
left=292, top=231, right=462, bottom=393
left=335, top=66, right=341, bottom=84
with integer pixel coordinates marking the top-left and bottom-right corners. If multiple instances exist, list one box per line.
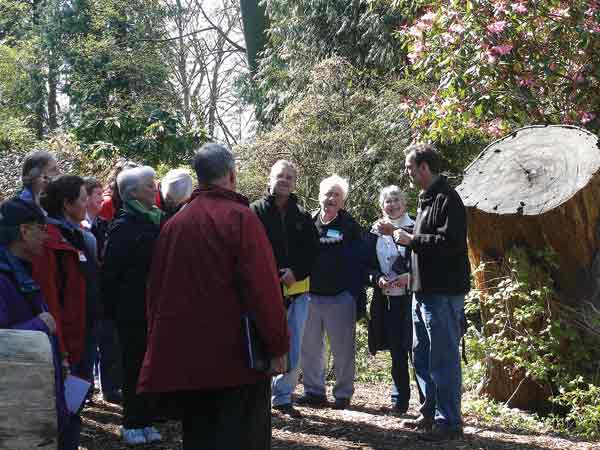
left=379, top=185, right=407, bottom=209
left=22, top=150, right=57, bottom=187
left=161, top=169, right=193, bottom=204
left=319, top=174, right=349, bottom=200
left=117, top=166, right=156, bottom=201
left=269, top=160, right=297, bottom=180
left=191, top=143, right=235, bottom=184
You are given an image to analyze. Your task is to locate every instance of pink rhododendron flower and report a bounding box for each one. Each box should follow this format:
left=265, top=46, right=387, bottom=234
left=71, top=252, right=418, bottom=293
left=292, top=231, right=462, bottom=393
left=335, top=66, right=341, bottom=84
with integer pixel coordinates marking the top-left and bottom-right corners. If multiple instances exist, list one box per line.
left=487, top=118, right=504, bottom=137
left=518, top=76, right=534, bottom=87
left=487, top=21, right=507, bottom=34
left=399, top=102, right=411, bottom=111
left=494, top=1, right=508, bottom=16
left=491, top=44, right=513, bottom=55
left=408, top=41, right=424, bottom=64
left=511, top=3, right=528, bottom=14
left=580, top=112, right=596, bottom=124
left=420, top=12, right=437, bottom=23
left=449, top=23, right=465, bottom=34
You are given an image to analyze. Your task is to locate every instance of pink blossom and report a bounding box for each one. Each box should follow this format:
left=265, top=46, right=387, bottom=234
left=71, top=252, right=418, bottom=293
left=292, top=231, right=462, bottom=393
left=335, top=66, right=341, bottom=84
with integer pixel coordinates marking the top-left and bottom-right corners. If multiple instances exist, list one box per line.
left=420, top=12, right=437, bottom=23
left=399, top=102, right=411, bottom=111
left=486, top=50, right=498, bottom=64
left=518, top=75, right=534, bottom=87
left=487, top=118, right=504, bottom=137
left=449, top=23, right=465, bottom=34
left=408, top=41, right=425, bottom=64
left=511, top=3, right=528, bottom=14
left=494, top=1, right=508, bottom=16
left=487, top=21, right=507, bottom=34
left=490, top=44, right=513, bottom=55
left=579, top=112, right=596, bottom=124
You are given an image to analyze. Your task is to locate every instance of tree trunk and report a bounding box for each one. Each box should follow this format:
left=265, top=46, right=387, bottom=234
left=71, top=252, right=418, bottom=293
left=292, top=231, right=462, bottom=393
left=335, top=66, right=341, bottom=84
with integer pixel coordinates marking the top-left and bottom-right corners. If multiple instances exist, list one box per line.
left=0, top=330, right=56, bottom=449
left=457, top=124, right=600, bottom=407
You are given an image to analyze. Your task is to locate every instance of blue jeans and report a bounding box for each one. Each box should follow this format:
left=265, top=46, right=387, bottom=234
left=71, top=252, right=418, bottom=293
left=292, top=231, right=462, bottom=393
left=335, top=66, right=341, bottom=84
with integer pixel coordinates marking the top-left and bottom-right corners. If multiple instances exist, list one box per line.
left=272, top=293, right=310, bottom=406
left=412, top=293, right=465, bottom=430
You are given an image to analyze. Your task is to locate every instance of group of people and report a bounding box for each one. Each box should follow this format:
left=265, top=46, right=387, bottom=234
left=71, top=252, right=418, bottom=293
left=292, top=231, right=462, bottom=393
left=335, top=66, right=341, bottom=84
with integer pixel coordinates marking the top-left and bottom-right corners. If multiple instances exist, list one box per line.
left=0, top=141, right=471, bottom=449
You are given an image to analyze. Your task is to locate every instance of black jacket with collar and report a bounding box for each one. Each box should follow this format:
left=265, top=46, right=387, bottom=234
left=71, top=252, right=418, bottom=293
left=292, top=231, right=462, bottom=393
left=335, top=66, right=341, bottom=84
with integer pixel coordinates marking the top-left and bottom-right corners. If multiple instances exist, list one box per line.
left=250, top=193, right=319, bottom=282
left=409, top=176, right=471, bottom=295
left=101, top=209, right=160, bottom=322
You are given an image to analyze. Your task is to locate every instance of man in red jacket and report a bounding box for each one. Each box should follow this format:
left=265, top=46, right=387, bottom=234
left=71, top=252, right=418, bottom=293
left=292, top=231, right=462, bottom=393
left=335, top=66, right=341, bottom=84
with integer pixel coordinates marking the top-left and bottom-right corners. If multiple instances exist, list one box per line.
left=138, top=143, right=290, bottom=450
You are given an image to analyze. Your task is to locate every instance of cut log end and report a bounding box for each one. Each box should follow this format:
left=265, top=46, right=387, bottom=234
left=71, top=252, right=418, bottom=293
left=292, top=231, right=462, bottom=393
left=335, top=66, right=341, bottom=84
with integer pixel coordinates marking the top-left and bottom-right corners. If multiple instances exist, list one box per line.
left=457, top=125, right=600, bottom=216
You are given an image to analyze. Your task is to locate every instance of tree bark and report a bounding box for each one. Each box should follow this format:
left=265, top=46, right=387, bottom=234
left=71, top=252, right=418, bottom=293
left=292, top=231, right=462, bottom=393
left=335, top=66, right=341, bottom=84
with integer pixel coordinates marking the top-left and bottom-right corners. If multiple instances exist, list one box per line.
left=457, top=124, right=600, bottom=408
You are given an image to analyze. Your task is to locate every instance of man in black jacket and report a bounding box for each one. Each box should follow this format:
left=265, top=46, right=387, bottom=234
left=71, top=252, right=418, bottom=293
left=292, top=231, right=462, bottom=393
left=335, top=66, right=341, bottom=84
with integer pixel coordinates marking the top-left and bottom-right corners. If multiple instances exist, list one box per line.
left=250, top=160, right=319, bottom=417
left=383, top=144, right=470, bottom=441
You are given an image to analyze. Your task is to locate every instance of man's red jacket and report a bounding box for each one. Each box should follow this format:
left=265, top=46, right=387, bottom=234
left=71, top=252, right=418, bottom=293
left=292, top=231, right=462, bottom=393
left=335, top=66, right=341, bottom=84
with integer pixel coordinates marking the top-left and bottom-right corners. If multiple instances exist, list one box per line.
left=138, top=185, right=290, bottom=393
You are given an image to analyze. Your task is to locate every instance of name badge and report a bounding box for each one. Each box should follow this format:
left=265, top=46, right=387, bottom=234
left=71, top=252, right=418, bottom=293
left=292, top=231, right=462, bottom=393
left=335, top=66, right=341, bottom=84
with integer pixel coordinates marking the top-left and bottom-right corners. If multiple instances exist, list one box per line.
left=326, top=229, right=342, bottom=239
left=78, top=251, right=87, bottom=262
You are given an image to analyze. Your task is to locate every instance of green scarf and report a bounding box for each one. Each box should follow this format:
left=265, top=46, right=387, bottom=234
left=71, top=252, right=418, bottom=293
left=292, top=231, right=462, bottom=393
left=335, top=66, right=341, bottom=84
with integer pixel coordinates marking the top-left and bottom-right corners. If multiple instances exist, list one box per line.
left=124, top=199, right=163, bottom=226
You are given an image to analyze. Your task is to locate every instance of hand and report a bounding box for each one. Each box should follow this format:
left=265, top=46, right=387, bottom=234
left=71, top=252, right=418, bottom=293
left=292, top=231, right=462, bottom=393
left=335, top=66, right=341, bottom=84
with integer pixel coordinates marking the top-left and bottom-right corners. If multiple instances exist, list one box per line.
left=393, top=228, right=413, bottom=246
left=38, top=312, right=56, bottom=335
left=389, top=273, right=409, bottom=288
left=377, top=276, right=390, bottom=289
left=269, top=354, right=288, bottom=375
left=279, top=268, right=296, bottom=288
left=377, top=221, right=396, bottom=236
left=62, top=358, right=71, bottom=379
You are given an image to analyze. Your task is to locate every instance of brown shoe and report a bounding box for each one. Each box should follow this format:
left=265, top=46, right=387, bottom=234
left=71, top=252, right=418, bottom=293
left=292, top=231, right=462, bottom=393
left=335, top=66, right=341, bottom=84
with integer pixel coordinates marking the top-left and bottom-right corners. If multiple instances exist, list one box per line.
left=400, top=415, right=434, bottom=432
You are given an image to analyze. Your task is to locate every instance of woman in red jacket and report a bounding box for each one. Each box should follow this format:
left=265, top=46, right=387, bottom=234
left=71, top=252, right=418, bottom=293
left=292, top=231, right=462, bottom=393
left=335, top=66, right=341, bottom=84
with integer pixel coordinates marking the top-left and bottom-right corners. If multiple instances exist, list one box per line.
left=31, top=175, right=90, bottom=450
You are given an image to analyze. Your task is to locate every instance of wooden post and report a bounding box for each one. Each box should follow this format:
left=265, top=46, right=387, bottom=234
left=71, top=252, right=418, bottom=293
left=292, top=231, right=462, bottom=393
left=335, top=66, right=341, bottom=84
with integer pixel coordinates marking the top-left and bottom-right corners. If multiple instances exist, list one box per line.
left=0, top=330, right=56, bottom=449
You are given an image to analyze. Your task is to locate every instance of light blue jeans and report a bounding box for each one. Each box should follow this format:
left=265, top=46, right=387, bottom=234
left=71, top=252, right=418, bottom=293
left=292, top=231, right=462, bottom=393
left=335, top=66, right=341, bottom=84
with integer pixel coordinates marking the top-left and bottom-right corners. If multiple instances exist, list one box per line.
left=413, top=293, right=465, bottom=431
left=272, top=293, right=310, bottom=406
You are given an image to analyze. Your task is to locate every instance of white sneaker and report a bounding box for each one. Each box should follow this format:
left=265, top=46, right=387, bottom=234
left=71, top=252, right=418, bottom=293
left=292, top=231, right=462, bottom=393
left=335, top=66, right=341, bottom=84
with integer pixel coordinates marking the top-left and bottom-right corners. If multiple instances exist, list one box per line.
left=143, top=426, right=162, bottom=443
left=121, top=427, right=147, bottom=445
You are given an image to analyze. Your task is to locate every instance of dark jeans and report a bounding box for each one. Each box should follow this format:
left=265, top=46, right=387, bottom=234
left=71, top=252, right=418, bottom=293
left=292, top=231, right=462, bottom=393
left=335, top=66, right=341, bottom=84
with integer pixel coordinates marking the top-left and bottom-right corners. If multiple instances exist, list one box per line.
left=75, top=323, right=98, bottom=383
left=384, top=295, right=412, bottom=409
left=413, top=293, right=465, bottom=430
left=58, top=414, right=81, bottom=450
left=95, top=318, right=123, bottom=396
left=182, top=379, right=271, bottom=450
left=117, top=321, right=152, bottom=429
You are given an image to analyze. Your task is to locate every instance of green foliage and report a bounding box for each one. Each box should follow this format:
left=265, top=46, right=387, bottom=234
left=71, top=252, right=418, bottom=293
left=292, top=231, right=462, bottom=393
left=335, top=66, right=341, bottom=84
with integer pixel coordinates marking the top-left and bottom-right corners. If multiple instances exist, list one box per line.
left=549, top=378, right=600, bottom=438
left=463, top=394, right=550, bottom=433
left=247, top=0, right=408, bottom=125
left=467, top=247, right=600, bottom=437
left=237, top=57, right=413, bottom=225
left=74, top=109, right=206, bottom=167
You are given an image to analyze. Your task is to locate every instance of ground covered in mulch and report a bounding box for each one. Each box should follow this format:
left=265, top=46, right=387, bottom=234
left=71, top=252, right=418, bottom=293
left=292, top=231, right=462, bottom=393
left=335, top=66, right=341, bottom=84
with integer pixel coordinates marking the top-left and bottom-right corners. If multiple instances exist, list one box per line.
left=80, top=383, right=597, bottom=450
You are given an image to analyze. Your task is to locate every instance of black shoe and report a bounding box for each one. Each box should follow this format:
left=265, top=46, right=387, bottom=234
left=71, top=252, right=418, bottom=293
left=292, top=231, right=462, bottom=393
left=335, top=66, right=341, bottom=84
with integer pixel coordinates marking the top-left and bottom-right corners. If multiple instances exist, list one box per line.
left=419, top=425, right=464, bottom=441
left=391, top=403, right=409, bottom=415
left=296, top=394, right=328, bottom=406
left=103, top=391, right=123, bottom=404
left=333, top=398, right=351, bottom=410
left=400, top=415, right=434, bottom=431
left=273, top=403, right=303, bottom=418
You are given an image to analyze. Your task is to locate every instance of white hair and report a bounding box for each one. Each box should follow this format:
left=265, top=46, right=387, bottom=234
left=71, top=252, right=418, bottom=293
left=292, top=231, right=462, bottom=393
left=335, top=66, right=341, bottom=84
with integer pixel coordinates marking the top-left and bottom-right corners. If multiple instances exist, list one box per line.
left=379, top=185, right=407, bottom=209
left=117, top=166, right=156, bottom=201
left=161, top=169, right=193, bottom=205
left=319, top=174, right=349, bottom=200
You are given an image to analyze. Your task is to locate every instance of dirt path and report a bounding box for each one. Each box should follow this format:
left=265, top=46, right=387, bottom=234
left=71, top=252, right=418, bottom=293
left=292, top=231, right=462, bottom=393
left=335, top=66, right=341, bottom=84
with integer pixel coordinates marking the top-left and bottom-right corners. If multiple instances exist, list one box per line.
left=80, top=383, right=598, bottom=450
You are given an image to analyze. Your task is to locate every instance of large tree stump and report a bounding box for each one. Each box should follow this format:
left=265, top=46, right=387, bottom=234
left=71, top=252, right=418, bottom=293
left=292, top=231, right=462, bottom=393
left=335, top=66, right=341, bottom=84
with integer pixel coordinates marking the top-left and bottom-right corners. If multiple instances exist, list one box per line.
left=0, top=330, right=56, bottom=449
left=456, top=124, right=600, bottom=409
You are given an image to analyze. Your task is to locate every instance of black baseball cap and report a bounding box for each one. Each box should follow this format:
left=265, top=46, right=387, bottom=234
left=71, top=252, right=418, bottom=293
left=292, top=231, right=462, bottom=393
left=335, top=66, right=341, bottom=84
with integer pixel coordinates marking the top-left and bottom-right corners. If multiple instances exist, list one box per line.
left=0, top=198, right=47, bottom=227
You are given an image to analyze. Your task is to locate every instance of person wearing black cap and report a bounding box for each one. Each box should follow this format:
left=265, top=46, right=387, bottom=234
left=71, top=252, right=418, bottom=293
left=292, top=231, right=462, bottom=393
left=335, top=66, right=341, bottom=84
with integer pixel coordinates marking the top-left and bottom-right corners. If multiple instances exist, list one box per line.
left=0, top=198, right=75, bottom=448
